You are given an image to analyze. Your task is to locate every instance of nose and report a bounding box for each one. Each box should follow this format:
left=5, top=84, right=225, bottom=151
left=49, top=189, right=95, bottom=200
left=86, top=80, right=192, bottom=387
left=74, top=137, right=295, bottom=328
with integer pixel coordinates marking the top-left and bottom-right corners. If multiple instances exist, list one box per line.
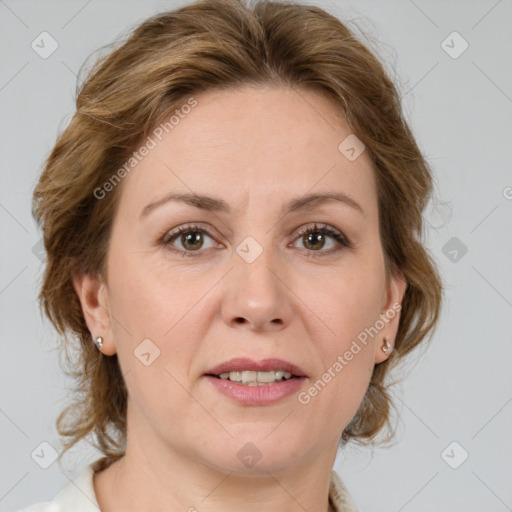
left=220, top=243, right=294, bottom=332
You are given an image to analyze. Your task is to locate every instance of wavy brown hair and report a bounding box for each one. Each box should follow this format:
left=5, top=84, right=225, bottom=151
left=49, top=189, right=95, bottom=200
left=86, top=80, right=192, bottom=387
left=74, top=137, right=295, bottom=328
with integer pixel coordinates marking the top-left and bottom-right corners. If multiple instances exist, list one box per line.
left=32, top=0, right=443, bottom=473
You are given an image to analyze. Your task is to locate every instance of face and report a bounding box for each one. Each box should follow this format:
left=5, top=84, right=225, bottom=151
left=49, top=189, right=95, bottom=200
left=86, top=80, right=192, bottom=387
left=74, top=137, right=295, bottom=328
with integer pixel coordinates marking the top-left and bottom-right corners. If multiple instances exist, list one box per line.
left=75, top=86, right=406, bottom=474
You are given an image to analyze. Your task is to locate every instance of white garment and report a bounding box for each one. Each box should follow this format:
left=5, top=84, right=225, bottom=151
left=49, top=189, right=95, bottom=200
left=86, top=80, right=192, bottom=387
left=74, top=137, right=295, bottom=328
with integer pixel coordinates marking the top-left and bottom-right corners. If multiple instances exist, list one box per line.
left=16, top=461, right=359, bottom=512
left=16, top=462, right=99, bottom=512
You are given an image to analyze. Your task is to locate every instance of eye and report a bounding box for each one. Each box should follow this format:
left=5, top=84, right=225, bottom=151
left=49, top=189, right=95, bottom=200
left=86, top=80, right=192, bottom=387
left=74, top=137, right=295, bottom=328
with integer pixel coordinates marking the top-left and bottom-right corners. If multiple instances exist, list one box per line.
left=161, top=223, right=220, bottom=257
left=290, top=223, right=351, bottom=258
left=160, top=222, right=351, bottom=258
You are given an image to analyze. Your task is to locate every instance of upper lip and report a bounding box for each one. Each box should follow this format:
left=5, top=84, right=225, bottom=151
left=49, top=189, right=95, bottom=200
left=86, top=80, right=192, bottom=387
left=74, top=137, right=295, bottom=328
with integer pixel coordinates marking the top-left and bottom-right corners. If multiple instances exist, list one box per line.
left=205, top=357, right=308, bottom=377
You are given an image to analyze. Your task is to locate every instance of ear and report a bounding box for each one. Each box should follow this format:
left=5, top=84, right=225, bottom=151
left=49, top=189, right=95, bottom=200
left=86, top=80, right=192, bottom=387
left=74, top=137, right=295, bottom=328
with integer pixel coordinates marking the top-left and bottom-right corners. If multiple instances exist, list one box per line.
left=374, top=268, right=407, bottom=364
left=72, top=270, right=117, bottom=356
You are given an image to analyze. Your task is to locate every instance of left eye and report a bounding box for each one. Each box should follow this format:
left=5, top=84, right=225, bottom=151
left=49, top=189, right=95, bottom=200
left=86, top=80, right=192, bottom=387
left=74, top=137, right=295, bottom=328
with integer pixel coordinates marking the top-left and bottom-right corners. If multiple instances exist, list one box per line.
left=161, top=223, right=350, bottom=258
left=291, top=223, right=350, bottom=257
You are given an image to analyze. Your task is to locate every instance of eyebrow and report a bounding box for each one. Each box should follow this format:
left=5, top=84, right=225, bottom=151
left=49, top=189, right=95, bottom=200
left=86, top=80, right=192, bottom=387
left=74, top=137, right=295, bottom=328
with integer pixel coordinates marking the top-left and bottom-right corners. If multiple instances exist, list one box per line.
left=139, top=191, right=365, bottom=220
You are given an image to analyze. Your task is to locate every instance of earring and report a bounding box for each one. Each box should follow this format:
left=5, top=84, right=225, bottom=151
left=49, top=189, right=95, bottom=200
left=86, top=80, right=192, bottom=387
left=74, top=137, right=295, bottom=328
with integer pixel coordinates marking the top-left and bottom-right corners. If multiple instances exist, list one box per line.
left=382, top=336, right=393, bottom=353
left=94, top=336, right=104, bottom=350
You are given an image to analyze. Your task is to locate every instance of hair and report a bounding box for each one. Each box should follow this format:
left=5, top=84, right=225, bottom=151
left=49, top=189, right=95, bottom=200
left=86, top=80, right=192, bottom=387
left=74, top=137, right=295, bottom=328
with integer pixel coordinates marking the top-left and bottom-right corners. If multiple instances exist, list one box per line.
left=32, top=0, right=443, bottom=473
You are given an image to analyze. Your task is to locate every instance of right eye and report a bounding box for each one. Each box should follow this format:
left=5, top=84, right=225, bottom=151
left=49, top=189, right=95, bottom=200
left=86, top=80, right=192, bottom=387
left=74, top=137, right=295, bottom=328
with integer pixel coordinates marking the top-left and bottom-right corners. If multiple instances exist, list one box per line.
left=161, top=223, right=221, bottom=257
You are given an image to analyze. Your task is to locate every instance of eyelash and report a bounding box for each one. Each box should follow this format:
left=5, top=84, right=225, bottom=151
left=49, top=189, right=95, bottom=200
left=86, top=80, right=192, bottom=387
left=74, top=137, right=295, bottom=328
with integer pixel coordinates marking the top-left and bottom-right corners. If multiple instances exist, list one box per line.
left=160, top=223, right=351, bottom=258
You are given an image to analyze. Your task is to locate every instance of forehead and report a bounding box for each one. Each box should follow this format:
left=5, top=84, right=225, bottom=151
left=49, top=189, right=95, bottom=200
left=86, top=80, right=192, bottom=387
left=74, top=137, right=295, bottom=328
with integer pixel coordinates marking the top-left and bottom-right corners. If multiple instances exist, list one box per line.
left=114, top=86, right=378, bottom=222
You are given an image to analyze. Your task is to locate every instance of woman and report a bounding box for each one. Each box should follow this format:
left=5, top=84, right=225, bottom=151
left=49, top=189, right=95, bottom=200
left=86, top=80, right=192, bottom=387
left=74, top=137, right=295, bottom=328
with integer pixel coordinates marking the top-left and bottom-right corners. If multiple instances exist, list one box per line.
left=19, top=0, right=443, bottom=510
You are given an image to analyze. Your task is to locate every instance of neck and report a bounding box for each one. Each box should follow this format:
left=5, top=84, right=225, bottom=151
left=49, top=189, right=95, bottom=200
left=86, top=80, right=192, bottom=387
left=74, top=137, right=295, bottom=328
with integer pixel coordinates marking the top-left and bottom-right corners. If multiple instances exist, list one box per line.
left=93, top=401, right=341, bottom=512
left=94, top=441, right=339, bottom=512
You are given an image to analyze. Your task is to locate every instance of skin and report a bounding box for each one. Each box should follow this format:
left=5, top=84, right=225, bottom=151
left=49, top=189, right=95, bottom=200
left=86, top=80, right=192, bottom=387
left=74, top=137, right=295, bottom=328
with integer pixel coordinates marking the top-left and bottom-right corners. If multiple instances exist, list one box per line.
left=73, top=85, right=407, bottom=512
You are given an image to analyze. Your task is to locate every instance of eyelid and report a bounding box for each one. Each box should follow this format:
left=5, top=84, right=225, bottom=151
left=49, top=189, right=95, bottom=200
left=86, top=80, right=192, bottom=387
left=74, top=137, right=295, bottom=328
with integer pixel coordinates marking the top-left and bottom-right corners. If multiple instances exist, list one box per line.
left=161, top=222, right=223, bottom=244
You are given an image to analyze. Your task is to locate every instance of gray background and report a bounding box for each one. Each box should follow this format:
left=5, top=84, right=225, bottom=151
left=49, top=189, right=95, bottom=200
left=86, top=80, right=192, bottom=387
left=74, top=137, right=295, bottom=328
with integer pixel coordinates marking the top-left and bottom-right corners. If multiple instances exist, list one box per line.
left=1, top=0, right=511, bottom=511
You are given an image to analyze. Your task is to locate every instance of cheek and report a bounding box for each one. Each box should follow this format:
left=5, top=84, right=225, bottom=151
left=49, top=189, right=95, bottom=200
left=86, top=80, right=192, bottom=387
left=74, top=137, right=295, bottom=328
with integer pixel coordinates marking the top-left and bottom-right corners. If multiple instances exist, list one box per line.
left=106, top=247, right=217, bottom=397
left=301, top=256, right=385, bottom=349
left=296, top=334, right=375, bottom=443
left=121, top=359, right=194, bottom=445
left=293, top=260, right=383, bottom=424
left=107, top=242, right=205, bottom=338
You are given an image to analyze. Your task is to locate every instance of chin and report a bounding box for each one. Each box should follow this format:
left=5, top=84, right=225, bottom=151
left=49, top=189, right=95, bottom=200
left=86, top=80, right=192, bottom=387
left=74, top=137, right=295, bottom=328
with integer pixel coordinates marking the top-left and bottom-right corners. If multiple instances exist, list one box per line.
left=199, top=434, right=306, bottom=474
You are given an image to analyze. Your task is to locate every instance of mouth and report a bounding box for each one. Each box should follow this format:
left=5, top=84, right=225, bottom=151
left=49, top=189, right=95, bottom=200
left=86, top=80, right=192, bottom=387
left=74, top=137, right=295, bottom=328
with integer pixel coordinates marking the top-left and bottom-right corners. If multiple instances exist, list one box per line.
left=203, top=358, right=308, bottom=406
left=204, top=357, right=308, bottom=386
left=206, top=370, right=301, bottom=386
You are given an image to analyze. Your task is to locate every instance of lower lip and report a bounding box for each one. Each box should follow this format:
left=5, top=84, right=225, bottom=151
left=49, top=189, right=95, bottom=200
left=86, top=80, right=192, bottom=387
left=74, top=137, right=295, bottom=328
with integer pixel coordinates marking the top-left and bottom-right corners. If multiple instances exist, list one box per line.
left=204, top=375, right=307, bottom=406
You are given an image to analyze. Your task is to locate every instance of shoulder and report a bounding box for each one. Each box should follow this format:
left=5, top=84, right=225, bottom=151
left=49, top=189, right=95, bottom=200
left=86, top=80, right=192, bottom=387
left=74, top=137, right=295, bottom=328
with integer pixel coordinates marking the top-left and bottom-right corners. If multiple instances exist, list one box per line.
left=16, top=503, right=58, bottom=512
left=15, top=461, right=100, bottom=512
left=19, top=461, right=353, bottom=512
left=329, top=469, right=359, bottom=512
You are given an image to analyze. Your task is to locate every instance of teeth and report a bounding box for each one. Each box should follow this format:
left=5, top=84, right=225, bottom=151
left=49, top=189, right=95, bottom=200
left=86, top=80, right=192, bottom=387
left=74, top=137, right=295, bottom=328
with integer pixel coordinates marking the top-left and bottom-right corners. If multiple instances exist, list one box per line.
left=229, top=371, right=241, bottom=382
left=217, top=370, right=294, bottom=384
left=242, top=371, right=256, bottom=384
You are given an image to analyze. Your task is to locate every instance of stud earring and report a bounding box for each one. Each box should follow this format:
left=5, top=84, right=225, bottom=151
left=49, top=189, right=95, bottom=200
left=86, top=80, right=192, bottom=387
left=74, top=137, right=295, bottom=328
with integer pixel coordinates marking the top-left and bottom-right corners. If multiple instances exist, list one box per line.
left=94, top=336, right=104, bottom=350
left=382, top=336, right=393, bottom=353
